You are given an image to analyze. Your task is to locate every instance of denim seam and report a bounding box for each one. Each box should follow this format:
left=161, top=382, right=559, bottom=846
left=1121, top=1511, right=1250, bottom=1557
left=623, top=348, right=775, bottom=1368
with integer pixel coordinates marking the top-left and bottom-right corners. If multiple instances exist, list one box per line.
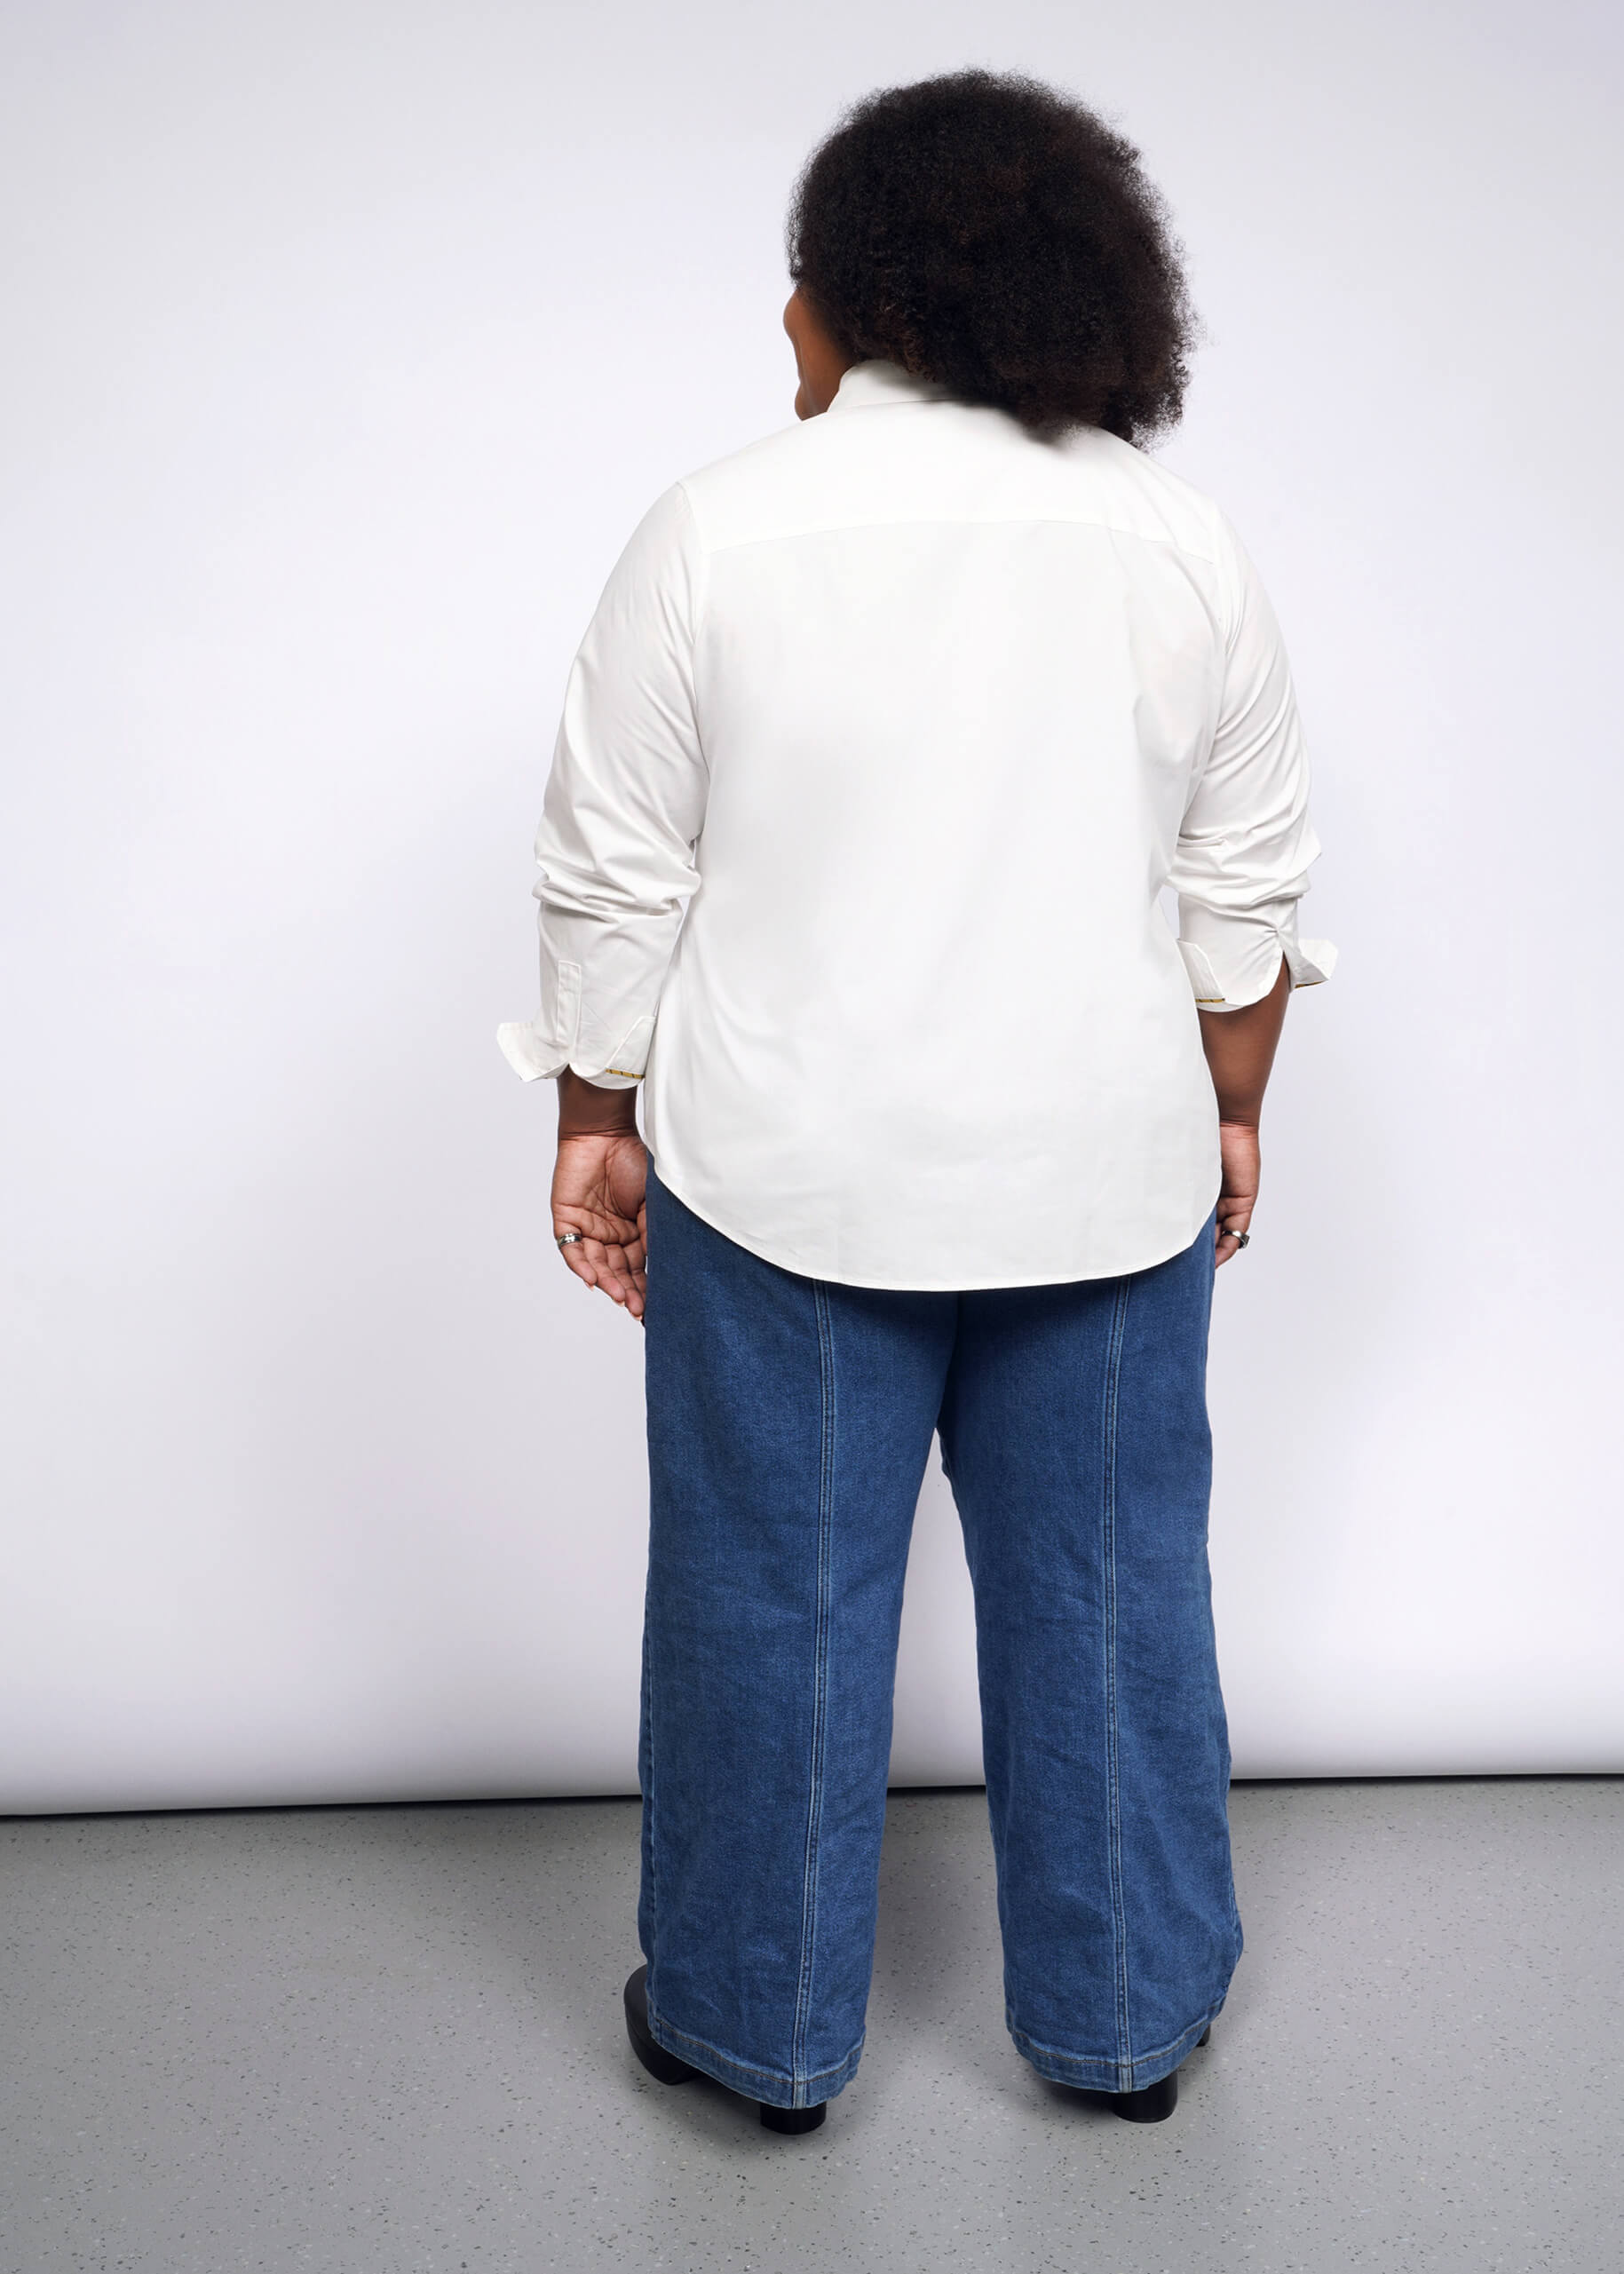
left=789, top=1282, right=836, bottom=2108
left=639, top=1598, right=658, bottom=1968
left=1102, top=1275, right=1133, bottom=2092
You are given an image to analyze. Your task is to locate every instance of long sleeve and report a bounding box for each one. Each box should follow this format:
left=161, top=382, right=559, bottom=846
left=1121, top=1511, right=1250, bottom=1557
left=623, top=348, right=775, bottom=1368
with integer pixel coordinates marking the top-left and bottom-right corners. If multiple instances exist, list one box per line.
left=1169, top=518, right=1336, bottom=1011
left=497, top=484, right=709, bottom=1087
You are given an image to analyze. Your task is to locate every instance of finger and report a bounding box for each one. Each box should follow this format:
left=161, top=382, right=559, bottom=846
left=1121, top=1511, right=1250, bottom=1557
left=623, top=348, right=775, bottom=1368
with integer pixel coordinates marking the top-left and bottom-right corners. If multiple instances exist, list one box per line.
left=555, top=1220, right=641, bottom=1256
left=1214, top=1211, right=1252, bottom=1266
left=602, top=1255, right=645, bottom=1319
left=553, top=1224, right=646, bottom=1318
left=596, top=1242, right=635, bottom=1309
left=620, top=1256, right=648, bottom=1321
left=601, top=1239, right=652, bottom=1312
left=558, top=1238, right=625, bottom=1302
left=608, top=1254, right=646, bottom=1319
left=560, top=1243, right=602, bottom=1291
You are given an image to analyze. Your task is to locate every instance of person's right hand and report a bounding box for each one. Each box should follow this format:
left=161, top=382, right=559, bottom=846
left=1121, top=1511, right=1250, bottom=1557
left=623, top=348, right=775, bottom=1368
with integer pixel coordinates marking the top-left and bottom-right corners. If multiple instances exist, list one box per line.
left=551, top=1129, right=648, bottom=1317
left=1215, top=1119, right=1259, bottom=1266
left=550, top=1068, right=648, bottom=1319
left=1200, top=953, right=1291, bottom=1270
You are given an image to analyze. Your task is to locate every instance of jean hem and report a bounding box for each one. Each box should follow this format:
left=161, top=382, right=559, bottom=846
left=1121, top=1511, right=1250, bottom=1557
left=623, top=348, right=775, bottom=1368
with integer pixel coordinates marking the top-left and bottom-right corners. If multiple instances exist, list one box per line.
left=1010, top=1999, right=1226, bottom=2094
left=646, top=1997, right=863, bottom=2108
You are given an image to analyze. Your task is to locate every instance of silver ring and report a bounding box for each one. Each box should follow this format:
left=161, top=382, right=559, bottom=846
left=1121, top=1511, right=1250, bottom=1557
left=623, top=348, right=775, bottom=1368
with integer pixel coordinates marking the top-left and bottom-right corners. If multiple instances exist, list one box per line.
left=1224, top=1229, right=1250, bottom=1248
left=555, top=1231, right=583, bottom=1247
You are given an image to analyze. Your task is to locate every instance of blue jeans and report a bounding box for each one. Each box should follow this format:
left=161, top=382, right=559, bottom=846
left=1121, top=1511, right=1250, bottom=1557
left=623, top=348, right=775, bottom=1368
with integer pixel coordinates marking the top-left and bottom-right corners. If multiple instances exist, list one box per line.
left=638, top=1169, right=1240, bottom=2109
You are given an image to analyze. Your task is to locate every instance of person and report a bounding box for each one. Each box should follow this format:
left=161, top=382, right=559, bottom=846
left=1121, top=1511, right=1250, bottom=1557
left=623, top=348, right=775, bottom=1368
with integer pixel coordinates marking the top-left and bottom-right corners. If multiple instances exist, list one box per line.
left=498, top=69, right=1334, bottom=2134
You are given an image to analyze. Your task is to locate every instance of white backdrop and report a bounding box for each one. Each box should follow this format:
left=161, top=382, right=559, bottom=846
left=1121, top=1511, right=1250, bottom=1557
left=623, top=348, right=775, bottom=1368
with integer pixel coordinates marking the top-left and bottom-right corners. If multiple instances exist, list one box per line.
left=3, top=0, right=1620, bottom=1813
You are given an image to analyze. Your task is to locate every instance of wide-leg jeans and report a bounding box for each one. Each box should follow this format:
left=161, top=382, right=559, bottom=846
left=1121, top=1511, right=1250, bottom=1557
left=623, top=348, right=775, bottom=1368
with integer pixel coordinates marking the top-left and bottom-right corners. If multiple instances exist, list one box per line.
left=638, top=1168, right=1240, bottom=2110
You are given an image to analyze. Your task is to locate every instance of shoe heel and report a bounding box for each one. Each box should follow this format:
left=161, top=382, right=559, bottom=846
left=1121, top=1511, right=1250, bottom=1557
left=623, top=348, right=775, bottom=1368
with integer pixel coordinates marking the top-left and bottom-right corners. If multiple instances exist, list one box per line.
left=761, top=2101, right=827, bottom=2135
left=1112, top=2071, right=1178, bottom=2123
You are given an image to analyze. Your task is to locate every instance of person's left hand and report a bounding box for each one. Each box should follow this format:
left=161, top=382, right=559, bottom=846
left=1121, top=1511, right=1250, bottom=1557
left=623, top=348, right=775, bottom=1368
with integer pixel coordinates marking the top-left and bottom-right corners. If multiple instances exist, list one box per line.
left=551, top=1129, right=648, bottom=1319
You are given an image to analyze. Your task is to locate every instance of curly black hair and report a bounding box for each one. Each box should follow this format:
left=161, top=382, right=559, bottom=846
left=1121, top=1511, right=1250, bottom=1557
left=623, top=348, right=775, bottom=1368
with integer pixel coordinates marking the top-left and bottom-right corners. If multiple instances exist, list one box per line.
left=787, top=72, right=1194, bottom=444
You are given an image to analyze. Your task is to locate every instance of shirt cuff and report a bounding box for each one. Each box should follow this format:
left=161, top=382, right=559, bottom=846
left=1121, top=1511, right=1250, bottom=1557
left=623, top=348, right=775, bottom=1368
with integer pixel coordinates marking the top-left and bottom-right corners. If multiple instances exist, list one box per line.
left=495, top=1015, right=652, bottom=1089
left=1177, top=904, right=1338, bottom=1011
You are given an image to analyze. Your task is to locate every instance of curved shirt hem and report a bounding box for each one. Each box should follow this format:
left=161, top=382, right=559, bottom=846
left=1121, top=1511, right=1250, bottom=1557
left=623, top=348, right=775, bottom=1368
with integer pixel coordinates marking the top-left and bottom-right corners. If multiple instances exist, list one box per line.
left=649, top=1160, right=1224, bottom=1293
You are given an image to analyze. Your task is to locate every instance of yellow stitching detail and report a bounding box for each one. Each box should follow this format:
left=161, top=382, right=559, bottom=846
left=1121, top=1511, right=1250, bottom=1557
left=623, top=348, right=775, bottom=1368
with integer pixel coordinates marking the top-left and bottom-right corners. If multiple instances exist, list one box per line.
left=604, top=1068, right=643, bottom=1080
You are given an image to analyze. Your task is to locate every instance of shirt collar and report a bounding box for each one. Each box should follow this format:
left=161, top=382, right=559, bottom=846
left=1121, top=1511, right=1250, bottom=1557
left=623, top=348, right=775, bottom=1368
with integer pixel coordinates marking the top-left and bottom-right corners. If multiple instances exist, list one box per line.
left=826, top=361, right=952, bottom=414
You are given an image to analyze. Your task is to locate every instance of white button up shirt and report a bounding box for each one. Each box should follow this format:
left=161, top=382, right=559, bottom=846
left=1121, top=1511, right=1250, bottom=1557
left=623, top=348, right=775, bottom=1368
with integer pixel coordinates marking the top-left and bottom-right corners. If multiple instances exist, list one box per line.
left=500, top=361, right=1333, bottom=1289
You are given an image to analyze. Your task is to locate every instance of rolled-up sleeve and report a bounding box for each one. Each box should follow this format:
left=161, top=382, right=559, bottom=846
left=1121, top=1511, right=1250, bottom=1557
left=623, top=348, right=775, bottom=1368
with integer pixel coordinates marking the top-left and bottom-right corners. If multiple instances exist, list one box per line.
left=496, top=483, right=709, bottom=1087
left=1169, top=518, right=1336, bottom=1011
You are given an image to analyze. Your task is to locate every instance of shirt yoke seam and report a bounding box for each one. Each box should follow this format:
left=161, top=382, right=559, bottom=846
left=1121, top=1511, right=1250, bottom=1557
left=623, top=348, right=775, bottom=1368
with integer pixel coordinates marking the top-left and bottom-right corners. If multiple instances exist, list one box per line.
left=673, top=507, right=1222, bottom=570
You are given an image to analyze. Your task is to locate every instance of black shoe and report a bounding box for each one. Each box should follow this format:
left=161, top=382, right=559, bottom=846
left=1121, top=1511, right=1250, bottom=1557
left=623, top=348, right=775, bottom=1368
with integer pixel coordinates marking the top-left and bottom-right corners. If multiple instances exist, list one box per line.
left=1111, top=2071, right=1178, bottom=2122
left=623, top=1966, right=700, bottom=2086
left=1109, top=2025, right=1209, bottom=2123
left=624, top=1969, right=828, bottom=2131
left=760, top=2101, right=827, bottom=2135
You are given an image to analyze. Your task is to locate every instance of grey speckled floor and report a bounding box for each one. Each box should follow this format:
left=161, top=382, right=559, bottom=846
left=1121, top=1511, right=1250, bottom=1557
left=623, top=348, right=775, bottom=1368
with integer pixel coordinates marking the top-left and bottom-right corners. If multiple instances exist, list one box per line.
left=2, top=1781, right=1620, bottom=2274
